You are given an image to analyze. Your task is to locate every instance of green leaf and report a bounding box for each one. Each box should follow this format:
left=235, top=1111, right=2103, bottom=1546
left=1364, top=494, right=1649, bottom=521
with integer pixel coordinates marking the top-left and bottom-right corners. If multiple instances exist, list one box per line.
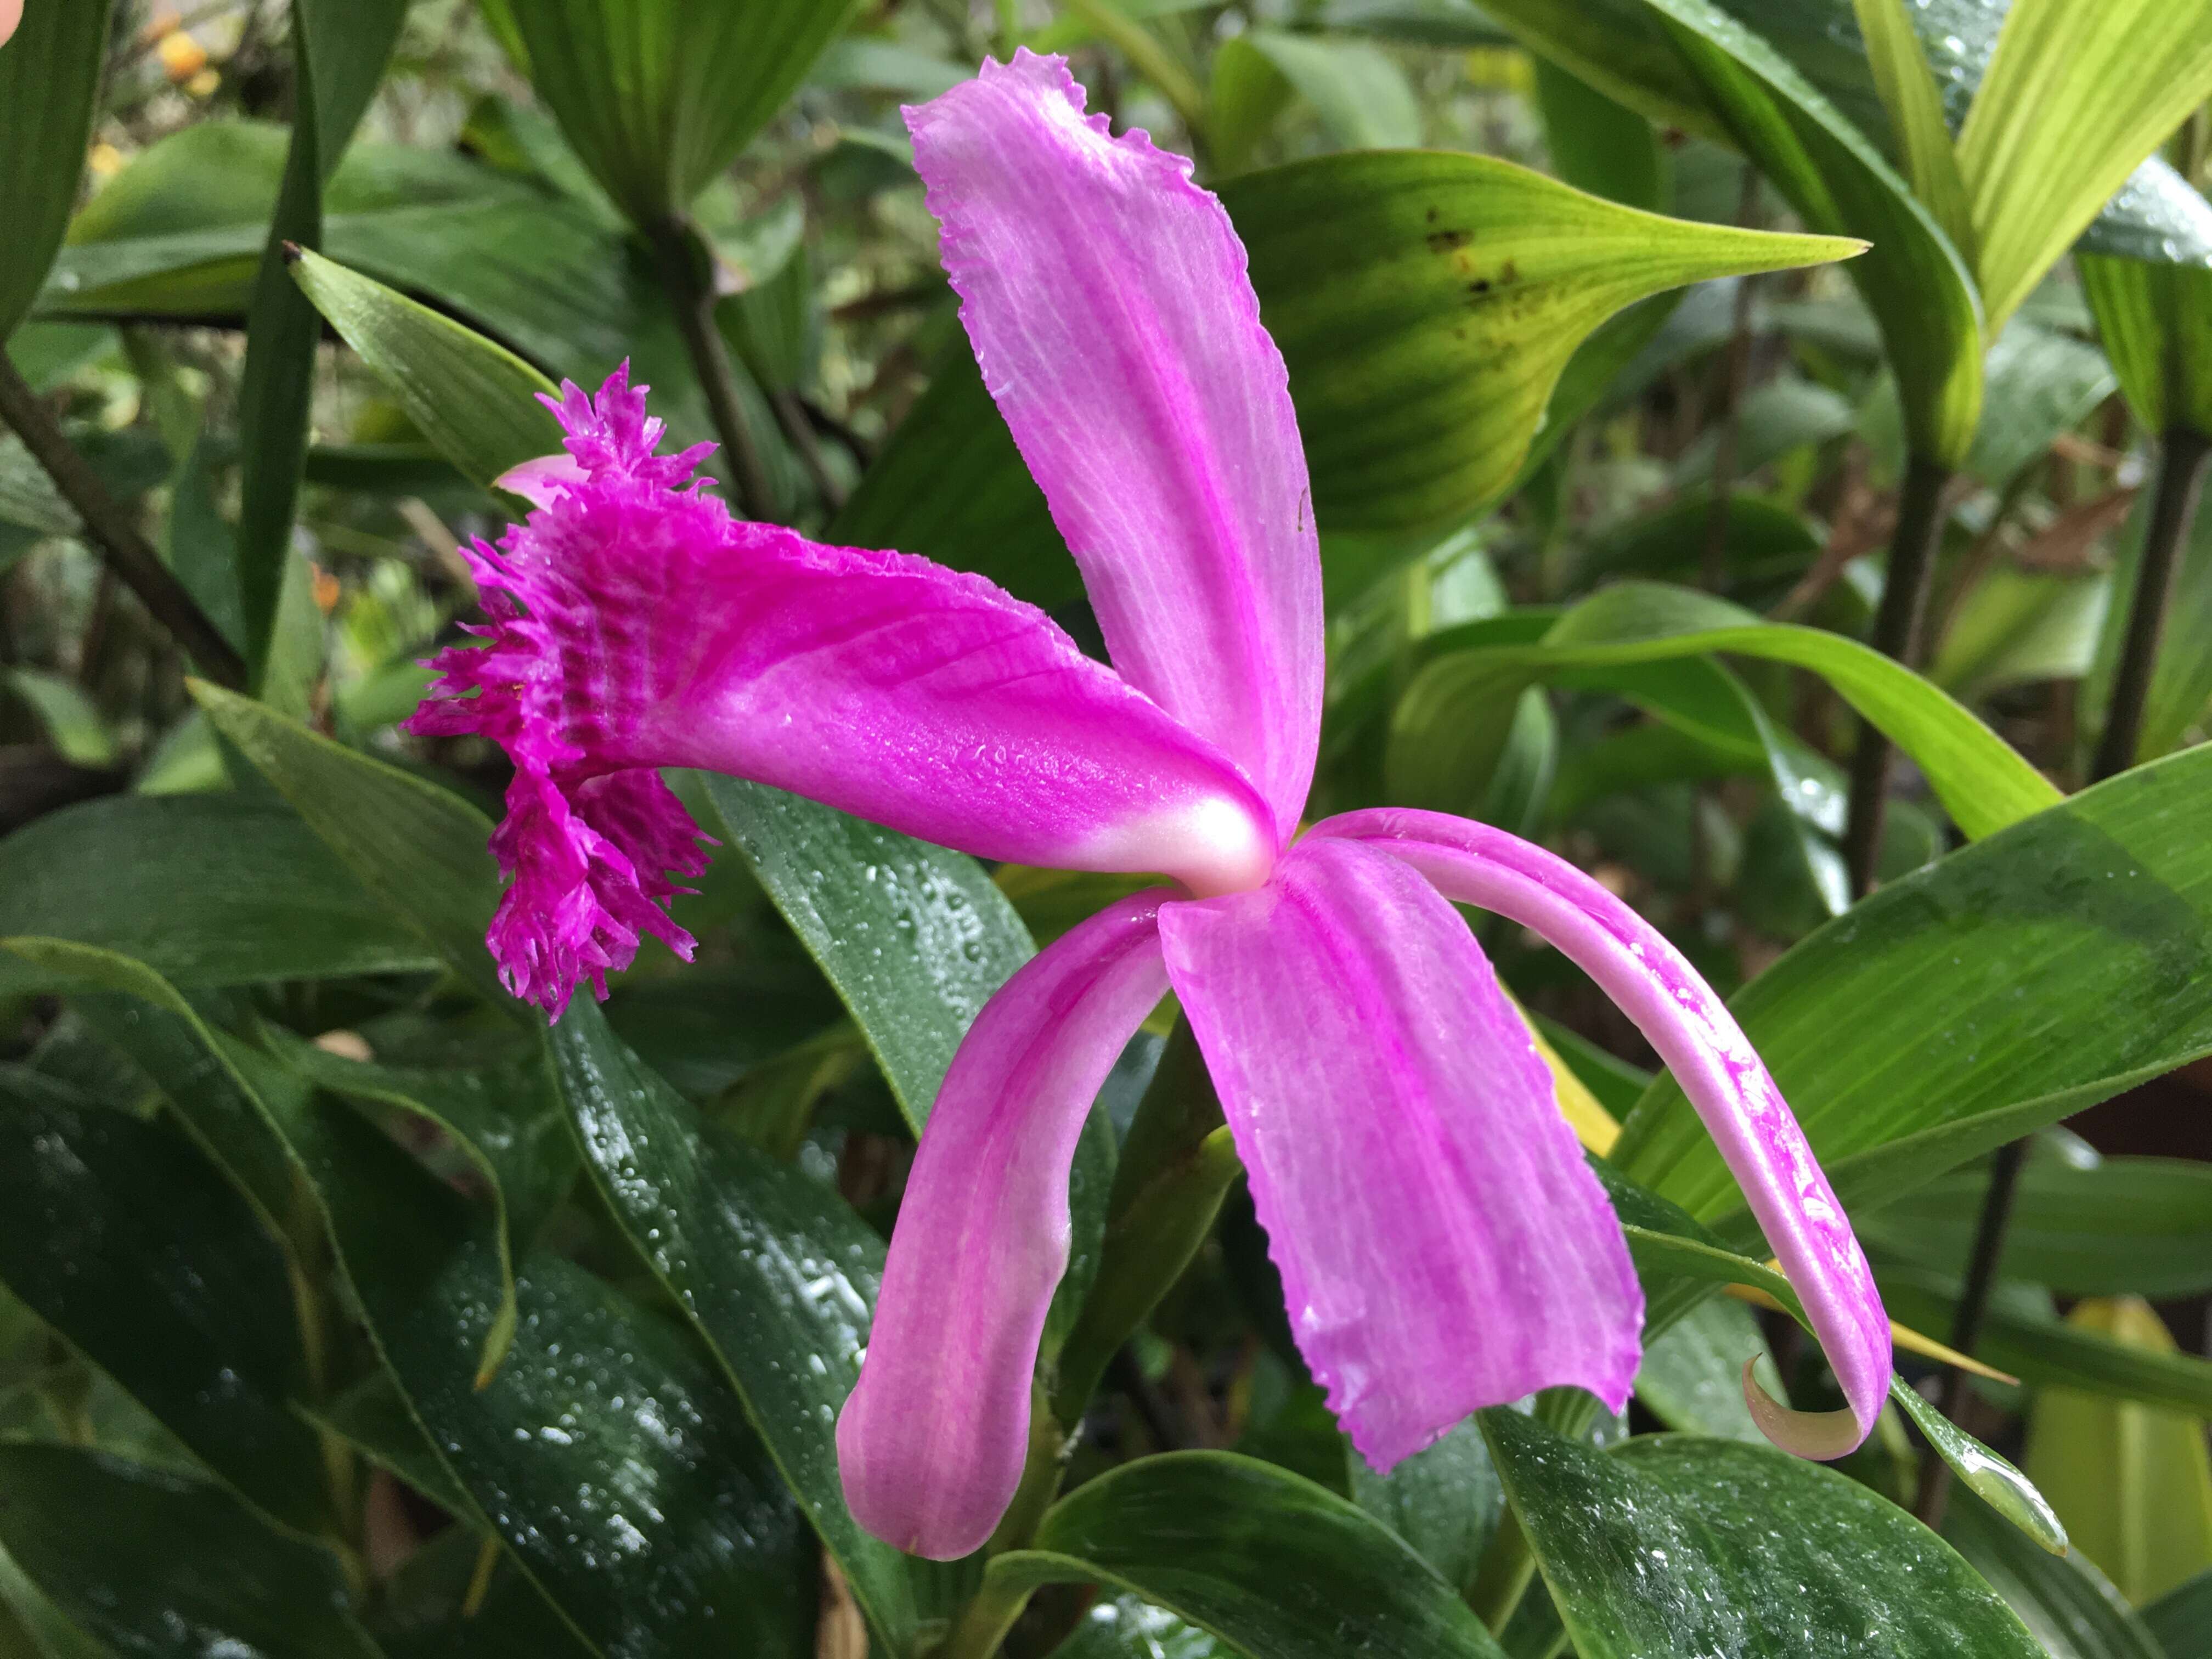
left=1958, top=322, right=2117, bottom=490
left=699, top=777, right=1033, bottom=1133
left=0, top=794, right=441, bottom=995
left=1220, top=151, right=1861, bottom=531
left=2087, top=485, right=2212, bottom=763
left=0, top=1092, right=331, bottom=1539
left=234, top=0, right=408, bottom=669
left=1532, top=57, right=1666, bottom=211
left=1931, top=566, right=2110, bottom=699
left=1395, top=584, right=2056, bottom=845
left=0, top=1445, right=381, bottom=1659
left=2146, top=1568, right=2212, bottom=1659
left=3, top=670, right=113, bottom=768
left=1957, top=0, right=2212, bottom=333
left=1482, top=0, right=1985, bottom=464
left=1860, top=1150, right=2212, bottom=1299
left=1944, top=1491, right=2165, bottom=1659
left=546, top=997, right=933, bottom=1655
left=1632, top=1294, right=1772, bottom=1442
left=2024, top=1299, right=2212, bottom=1605
left=1053, top=1594, right=1226, bottom=1659
left=1613, top=747, right=2212, bottom=1238
left=1887, top=1378, right=2068, bottom=1558
left=190, top=683, right=506, bottom=1009
left=0, top=0, right=109, bottom=340
left=1852, top=0, right=1973, bottom=256
left=1345, top=1419, right=1503, bottom=1597
left=985, top=1452, right=1509, bottom=1659
left=287, top=250, right=563, bottom=493
left=272, top=1033, right=578, bottom=1387
left=494, top=0, right=864, bottom=224
left=1207, top=37, right=1297, bottom=177
left=2081, top=249, right=2212, bottom=439
left=53, top=953, right=815, bottom=1659
left=825, top=348, right=1081, bottom=615
left=1485, top=1411, right=2042, bottom=1658
left=1880, top=1268, right=2212, bottom=1418
left=1234, top=29, right=1421, bottom=150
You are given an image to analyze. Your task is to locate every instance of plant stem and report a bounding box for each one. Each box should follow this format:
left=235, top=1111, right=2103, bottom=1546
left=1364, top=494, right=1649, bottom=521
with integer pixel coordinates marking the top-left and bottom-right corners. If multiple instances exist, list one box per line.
left=0, top=354, right=246, bottom=690
left=644, top=216, right=776, bottom=523
left=1912, top=1136, right=2028, bottom=1527
left=2091, top=425, right=2212, bottom=782
left=1841, top=455, right=1954, bottom=896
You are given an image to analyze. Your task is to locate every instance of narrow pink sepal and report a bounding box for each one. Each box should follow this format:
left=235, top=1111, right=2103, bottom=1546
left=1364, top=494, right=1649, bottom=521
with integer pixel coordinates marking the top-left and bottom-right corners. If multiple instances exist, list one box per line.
left=1157, top=837, right=1644, bottom=1470
left=496, top=453, right=589, bottom=509
left=1316, top=808, right=1893, bottom=1454
left=413, top=366, right=1276, bottom=1013
left=838, top=891, right=1173, bottom=1559
left=905, top=52, right=1323, bottom=844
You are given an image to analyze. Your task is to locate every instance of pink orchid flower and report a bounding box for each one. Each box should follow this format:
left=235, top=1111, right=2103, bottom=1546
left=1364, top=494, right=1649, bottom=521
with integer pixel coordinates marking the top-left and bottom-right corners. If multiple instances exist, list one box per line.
left=413, top=51, right=1889, bottom=1562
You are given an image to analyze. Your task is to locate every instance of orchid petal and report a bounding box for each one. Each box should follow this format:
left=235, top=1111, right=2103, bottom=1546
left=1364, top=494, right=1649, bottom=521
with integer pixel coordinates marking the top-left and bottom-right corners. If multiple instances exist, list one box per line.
left=495, top=452, right=588, bottom=509
left=413, top=368, right=1274, bottom=1013
left=905, top=52, right=1323, bottom=843
left=1156, top=837, right=1644, bottom=1470
left=1316, top=808, right=1892, bottom=1454
left=837, top=890, right=1172, bottom=1559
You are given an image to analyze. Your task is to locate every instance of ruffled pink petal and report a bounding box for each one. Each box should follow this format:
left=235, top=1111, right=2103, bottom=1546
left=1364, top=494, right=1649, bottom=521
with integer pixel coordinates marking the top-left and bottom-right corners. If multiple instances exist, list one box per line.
left=1314, top=809, right=1891, bottom=1454
left=837, top=890, right=1173, bottom=1559
left=1156, top=837, right=1644, bottom=1470
left=906, top=52, right=1323, bottom=845
left=413, top=365, right=1276, bottom=1015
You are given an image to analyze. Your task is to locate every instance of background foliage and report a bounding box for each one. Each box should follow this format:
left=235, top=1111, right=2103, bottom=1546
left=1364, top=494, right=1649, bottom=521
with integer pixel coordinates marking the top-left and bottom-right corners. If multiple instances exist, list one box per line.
left=2, top=2, right=2212, bottom=1656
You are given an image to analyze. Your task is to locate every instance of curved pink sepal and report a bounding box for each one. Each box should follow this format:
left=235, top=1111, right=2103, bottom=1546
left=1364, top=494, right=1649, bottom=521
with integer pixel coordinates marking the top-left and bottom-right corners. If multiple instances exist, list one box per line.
left=1316, top=808, right=1892, bottom=1454
left=1158, top=837, right=1644, bottom=1469
left=906, top=52, right=1323, bottom=844
left=838, top=891, right=1173, bottom=1558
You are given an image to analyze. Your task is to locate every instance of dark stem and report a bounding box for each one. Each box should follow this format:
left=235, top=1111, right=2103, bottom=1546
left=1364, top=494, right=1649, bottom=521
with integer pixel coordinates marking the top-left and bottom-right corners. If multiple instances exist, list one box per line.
left=643, top=216, right=776, bottom=523
left=769, top=385, right=847, bottom=513
left=2091, top=425, right=2212, bottom=782
left=0, top=353, right=246, bottom=690
left=1841, top=455, right=1954, bottom=896
left=1912, top=1137, right=2028, bottom=1527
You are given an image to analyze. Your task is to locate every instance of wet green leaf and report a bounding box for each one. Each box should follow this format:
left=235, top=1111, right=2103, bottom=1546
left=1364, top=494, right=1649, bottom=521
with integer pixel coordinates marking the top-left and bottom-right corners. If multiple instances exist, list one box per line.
left=0, top=1092, right=331, bottom=1538
left=0, top=1444, right=381, bottom=1659
left=0, top=794, right=437, bottom=994
left=1944, top=1491, right=2163, bottom=1659
left=548, top=996, right=933, bottom=1654
left=1487, top=1411, right=2042, bottom=1658
left=987, top=1452, right=1509, bottom=1659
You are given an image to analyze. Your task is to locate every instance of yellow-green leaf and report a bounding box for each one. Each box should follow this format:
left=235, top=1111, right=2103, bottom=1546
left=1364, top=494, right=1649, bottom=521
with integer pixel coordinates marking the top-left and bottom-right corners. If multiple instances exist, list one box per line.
left=2024, top=1297, right=2212, bottom=1606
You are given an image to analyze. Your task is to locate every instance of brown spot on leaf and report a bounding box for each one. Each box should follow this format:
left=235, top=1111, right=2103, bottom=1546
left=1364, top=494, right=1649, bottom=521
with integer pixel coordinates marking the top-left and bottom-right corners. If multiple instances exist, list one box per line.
left=1426, top=228, right=1470, bottom=252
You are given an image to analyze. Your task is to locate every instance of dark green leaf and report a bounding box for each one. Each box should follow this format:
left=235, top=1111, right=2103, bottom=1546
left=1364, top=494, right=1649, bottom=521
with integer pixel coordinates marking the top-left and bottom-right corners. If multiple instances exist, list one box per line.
left=1345, top=1419, right=1503, bottom=1596
left=191, top=684, right=506, bottom=1009
left=0, top=794, right=440, bottom=995
left=288, top=250, right=563, bottom=493
left=699, top=776, right=1032, bottom=1132
left=1632, top=1295, right=1771, bottom=1442
left=1861, top=1151, right=2212, bottom=1298
left=1053, top=1594, right=1227, bottom=1659
left=0, top=0, right=109, bottom=340
left=989, top=1452, right=1509, bottom=1659
left=1486, top=1412, right=2041, bottom=1658
left=234, top=0, right=408, bottom=667
left=548, top=997, right=933, bottom=1654
left=0, top=1094, right=330, bottom=1538
left=494, top=0, right=865, bottom=224
left=2145, top=1568, right=2212, bottom=1659
left=0, top=1444, right=381, bottom=1659
left=1943, top=1492, right=2163, bottom=1659
left=1615, top=747, right=2212, bottom=1238
left=1532, top=57, right=1666, bottom=211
